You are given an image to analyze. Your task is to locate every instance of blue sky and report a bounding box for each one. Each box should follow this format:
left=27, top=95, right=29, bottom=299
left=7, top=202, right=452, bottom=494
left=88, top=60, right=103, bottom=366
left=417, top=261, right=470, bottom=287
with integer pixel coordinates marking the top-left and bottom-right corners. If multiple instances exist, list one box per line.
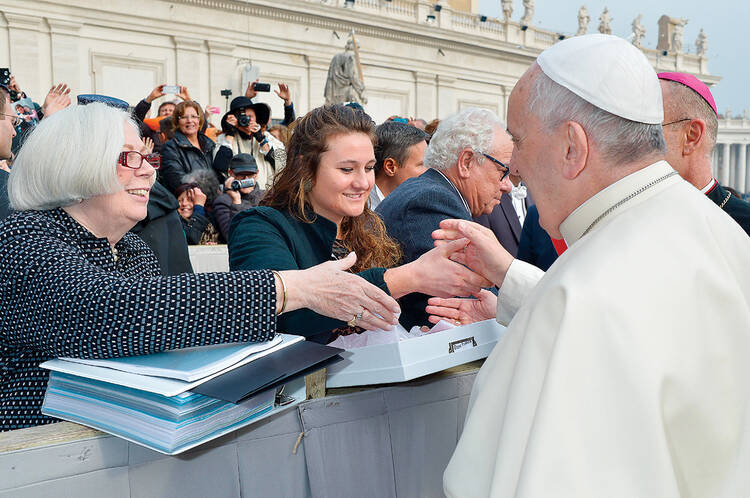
left=475, top=0, right=747, bottom=115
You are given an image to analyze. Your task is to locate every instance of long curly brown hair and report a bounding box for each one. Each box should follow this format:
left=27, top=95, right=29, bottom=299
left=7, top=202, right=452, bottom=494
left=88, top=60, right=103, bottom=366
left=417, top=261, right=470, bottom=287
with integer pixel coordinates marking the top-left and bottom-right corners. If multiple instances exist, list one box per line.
left=261, top=105, right=402, bottom=272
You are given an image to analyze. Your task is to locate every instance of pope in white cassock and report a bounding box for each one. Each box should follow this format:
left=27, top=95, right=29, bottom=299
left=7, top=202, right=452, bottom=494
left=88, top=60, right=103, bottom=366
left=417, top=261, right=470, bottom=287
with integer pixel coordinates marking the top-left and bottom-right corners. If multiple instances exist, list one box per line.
left=441, top=34, right=750, bottom=497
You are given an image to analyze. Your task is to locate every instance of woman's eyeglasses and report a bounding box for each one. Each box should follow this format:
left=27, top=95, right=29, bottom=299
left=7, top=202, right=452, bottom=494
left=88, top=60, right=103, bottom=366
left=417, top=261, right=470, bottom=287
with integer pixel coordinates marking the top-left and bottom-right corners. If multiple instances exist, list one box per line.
left=118, top=151, right=161, bottom=170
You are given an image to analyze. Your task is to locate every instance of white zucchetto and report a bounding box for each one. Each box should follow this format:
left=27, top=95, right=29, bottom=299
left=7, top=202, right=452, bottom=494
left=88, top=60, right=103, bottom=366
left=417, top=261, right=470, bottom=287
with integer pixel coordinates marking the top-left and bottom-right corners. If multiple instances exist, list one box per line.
left=536, top=34, right=663, bottom=124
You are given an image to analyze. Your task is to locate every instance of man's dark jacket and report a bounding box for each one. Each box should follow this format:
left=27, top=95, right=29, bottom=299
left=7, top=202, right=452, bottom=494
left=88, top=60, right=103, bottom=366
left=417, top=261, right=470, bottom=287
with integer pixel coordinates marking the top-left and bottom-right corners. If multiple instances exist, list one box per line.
left=0, top=170, right=9, bottom=221
left=376, top=168, right=472, bottom=328
left=517, top=205, right=558, bottom=271
left=474, top=190, right=534, bottom=257
left=706, top=182, right=750, bottom=237
left=229, top=206, right=388, bottom=343
left=131, top=182, right=193, bottom=275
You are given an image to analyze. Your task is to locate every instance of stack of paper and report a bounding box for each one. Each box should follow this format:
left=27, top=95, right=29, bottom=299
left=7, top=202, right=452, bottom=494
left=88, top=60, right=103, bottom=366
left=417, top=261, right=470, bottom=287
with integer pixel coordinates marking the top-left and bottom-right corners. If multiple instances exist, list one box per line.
left=40, top=334, right=343, bottom=454
left=43, top=372, right=275, bottom=454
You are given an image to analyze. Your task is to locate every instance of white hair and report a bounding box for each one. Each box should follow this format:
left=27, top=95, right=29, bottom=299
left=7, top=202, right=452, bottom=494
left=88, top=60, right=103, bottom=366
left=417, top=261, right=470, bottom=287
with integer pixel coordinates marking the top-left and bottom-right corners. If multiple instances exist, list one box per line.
left=424, top=108, right=505, bottom=171
left=527, top=66, right=666, bottom=165
left=9, top=103, right=138, bottom=211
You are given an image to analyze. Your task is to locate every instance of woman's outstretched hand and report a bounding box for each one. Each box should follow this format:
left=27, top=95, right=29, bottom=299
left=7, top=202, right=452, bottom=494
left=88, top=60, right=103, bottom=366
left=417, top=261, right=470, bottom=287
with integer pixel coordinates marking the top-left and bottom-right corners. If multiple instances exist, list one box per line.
left=280, top=252, right=401, bottom=331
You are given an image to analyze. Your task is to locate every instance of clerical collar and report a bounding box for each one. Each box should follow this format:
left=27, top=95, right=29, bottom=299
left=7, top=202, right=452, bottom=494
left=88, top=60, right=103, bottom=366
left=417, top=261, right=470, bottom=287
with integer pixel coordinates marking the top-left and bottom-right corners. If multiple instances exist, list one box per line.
left=559, top=161, right=681, bottom=246
left=433, top=169, right=471, bottom=215
left=701, top=178, right=717, bottom=194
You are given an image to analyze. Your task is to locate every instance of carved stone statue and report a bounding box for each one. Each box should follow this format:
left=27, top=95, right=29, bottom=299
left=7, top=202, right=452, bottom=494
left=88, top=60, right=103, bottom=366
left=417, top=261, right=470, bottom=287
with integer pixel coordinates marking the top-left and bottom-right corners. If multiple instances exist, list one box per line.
left=501, top=0, right=513, bottom=22
left=324, top=39, right=367, bottom=105
left=631, top=14, right=645, bottom=47
left=576, top=6, right=590, bottom=36
left=598, top=7, right=612, bottom=35
left=520, top=0, right=534, bottom=25
left=696, top=28, right=707, bottom=56
left=671, top=18, right=687, bottom=53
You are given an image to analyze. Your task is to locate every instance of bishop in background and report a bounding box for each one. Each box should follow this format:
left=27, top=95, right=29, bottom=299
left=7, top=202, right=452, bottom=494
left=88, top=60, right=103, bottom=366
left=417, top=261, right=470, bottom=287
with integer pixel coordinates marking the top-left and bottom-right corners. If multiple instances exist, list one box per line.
left=442, top=34, right=750, bottom=497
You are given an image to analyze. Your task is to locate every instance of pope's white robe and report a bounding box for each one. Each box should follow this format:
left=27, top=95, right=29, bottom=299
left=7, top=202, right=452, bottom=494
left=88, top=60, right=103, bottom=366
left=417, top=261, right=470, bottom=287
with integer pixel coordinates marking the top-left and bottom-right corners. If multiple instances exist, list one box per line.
left=444, top=161, right=750, bottom=497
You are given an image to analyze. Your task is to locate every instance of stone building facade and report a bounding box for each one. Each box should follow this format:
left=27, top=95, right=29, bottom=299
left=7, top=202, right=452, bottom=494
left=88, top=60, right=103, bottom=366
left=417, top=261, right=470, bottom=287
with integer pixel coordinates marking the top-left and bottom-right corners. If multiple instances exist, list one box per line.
left=3, top=0, right=741, bottom=189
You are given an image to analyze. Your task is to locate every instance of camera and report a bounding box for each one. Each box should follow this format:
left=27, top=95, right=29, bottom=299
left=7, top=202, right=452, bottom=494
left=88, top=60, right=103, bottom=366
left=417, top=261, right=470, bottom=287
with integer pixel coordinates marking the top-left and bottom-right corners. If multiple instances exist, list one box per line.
left=0, top=68, right=10, bottom=87
left=220, top=89, right=232, bottom=97
left=254, top=83, right=271, bottom=92
left=230, top=178, right=255, bottom=190
left=238, top=114, right=251, bottom=127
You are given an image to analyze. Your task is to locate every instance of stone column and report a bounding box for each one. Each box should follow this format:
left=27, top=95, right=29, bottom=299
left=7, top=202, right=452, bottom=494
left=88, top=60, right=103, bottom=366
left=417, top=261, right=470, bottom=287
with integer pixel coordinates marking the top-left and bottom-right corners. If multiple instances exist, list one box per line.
left=4, top=13, right=44, bottom=99
left=719, top=143, right=730, bottom=186
left=738, top=144, right=747, bottom=194
left=174, top=37, right=205, bottom=103
left=306, top=55, right=331, bottom=110
left=500, top=85, right=509, bottom=121
left=436, top=74, right=457, bottom=119
left=47, top=19, right=82, bottom=91
left=207, top=41, right=236, bottom=106
left=414, top=71, right=437, bottom=121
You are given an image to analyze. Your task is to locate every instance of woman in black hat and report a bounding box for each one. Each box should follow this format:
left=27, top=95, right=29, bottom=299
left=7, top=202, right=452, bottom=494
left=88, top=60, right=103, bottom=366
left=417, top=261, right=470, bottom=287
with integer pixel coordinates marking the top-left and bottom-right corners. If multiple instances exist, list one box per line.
left=223, top=97, right=285, bottom=191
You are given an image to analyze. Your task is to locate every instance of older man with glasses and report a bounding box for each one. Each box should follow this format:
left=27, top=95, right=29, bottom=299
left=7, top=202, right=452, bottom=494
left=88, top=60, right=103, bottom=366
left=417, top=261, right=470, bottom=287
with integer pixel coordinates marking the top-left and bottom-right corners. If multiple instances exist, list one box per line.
left=376, top=107, right=513, bottom=328
left=0, top=84, right=19, bottom=220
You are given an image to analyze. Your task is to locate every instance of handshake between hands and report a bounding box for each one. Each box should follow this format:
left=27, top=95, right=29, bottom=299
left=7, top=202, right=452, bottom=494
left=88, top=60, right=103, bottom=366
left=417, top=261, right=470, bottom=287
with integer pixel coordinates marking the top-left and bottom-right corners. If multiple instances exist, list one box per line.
left=292, top=219, right=514, bottom=332
left=424, top=219, right=516, bottom=327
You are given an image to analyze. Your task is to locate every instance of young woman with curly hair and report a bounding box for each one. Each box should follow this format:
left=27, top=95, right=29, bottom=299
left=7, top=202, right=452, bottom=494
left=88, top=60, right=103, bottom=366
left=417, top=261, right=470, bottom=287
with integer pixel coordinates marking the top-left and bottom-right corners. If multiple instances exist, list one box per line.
left=228, top=104, right=487, bottom=343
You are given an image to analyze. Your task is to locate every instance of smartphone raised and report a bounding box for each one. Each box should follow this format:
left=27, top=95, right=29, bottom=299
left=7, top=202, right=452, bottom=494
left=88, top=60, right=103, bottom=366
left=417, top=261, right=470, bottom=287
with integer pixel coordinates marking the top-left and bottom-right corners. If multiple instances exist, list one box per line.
left=253, top=83, right=271, bottom=92
left=0, top=68, right=10, bottom=87
left=162, top=85, right=180, bottom=95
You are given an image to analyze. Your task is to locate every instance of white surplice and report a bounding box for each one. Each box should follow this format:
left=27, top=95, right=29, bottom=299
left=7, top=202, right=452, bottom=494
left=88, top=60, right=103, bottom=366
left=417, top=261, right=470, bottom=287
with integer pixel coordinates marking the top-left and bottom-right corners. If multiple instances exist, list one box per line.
left=444, top=161, right=750, bottom=498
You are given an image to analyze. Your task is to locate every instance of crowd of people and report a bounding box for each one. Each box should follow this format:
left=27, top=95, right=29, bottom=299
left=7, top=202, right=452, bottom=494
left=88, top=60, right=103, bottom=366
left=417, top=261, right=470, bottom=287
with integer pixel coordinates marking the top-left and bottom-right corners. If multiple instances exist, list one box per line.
left=2, top=32, right=750, bottom=496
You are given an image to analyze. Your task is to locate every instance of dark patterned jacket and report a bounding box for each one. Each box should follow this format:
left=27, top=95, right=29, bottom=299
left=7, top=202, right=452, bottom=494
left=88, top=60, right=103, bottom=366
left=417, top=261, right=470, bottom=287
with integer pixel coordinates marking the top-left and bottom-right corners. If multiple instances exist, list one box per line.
left=0, top=208, right=277, bottom=431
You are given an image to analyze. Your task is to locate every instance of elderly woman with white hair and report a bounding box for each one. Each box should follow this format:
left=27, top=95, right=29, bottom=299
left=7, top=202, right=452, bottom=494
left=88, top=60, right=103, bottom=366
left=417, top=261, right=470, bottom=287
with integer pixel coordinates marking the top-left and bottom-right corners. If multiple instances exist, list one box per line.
left=0, top=102, right=400, bottom=431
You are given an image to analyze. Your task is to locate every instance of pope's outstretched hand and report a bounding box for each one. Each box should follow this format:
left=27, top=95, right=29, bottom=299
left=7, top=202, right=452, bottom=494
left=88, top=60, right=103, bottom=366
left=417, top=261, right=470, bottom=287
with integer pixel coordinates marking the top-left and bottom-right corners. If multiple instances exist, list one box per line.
left=432, top=219, right=515, bottom=287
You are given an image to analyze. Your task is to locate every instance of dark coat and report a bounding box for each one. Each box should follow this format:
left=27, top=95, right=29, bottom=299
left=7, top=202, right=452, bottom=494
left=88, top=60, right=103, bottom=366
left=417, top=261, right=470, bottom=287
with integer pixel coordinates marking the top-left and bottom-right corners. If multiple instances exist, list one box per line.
left=474, top=190, right=534, bottom=257
left=130, top=182, right=194, bottom=275
left=375, top=168, right=472, bottom=328
left=706, top=182, right=750, bottom=237
left=517, top=205, right=558, bottom=271
left=228, top=206, right=389, bottom=343
left=0, top=169, right=9, bottom=222
left=159, top=131, right=230, bottom=193
left=212, top=189, right=265, bottom=242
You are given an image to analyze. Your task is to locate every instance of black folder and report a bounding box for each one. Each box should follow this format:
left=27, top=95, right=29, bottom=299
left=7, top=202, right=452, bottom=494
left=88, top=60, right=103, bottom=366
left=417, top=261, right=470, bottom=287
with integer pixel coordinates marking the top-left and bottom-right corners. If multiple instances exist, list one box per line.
left=192, top=340, right=343, bottom=403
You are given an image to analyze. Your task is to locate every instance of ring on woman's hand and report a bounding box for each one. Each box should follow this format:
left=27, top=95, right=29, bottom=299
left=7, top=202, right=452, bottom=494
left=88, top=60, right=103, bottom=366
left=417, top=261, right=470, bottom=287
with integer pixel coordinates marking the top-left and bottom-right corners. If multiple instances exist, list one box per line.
left=455, top=319, right=462, bottom=325
left=348, top=311, right=364, bottom=327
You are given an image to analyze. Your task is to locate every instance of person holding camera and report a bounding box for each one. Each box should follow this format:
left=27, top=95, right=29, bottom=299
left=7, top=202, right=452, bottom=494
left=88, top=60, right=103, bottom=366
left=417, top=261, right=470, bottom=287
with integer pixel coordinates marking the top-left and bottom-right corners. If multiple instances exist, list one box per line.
left=212, top=153, right=265, bottom=241
left=133, top=84, right=189, bottom=153
left=223, top=96, right=284, bottom=190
